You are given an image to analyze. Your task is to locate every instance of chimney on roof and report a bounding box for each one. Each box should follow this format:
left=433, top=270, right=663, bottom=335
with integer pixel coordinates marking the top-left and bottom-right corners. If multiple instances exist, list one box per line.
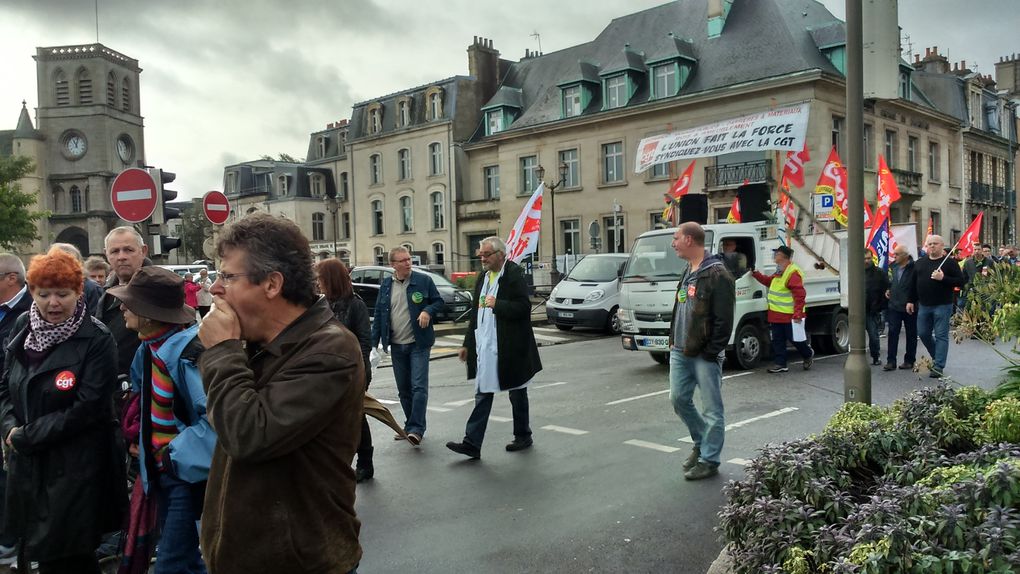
left=916, top=45, right=950, bottom=74
left=994, top=51, right=1020, bottom=98
left=467, top=35, right=502, bottom=105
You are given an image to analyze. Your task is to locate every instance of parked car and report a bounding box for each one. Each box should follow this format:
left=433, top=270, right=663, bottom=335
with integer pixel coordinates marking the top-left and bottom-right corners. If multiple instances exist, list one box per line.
left=352, top=283, right=380, bottom=320
left=158, top=264, right=209, bottom=278
left=350, top=266, right=473, bottom=323
left=546, top=253, right=630, bottom=334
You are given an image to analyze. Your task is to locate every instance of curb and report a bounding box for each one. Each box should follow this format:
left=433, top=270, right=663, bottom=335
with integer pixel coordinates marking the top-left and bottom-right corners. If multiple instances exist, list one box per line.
left=705, top=549, right=733, bottom=574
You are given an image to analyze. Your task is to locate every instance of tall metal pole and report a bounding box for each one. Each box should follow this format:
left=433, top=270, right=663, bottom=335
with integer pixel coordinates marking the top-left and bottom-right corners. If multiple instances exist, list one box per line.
left=844, top=0, right=871, bottom=403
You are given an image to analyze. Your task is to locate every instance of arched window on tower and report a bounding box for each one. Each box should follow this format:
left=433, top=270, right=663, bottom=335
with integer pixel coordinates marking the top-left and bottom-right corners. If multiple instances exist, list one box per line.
left=54, top=69, right=69, bottom=106
left=69, top=185, right=83, bottom=213
left=52, top=185, right=64, bottom=212
left=122, top=78, right=131, bottom=112
left=107, top=72, right=116, bottom=106
left=76, top=68, right=92, bottom=104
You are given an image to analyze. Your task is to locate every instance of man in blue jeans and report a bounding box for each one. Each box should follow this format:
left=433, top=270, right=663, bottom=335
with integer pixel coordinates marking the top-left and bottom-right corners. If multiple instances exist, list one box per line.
left=884, top=245, right=918, bottom=371
left=372, top=247, right=443, bottom=445
left=913, top=235, right=966, bottom=378
left=668, top=223, right=735, bottom=481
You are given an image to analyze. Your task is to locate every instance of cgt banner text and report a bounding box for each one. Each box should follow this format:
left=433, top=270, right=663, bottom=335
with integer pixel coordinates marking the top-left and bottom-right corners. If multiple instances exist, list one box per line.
left=634, top=103, right=811, bottom=173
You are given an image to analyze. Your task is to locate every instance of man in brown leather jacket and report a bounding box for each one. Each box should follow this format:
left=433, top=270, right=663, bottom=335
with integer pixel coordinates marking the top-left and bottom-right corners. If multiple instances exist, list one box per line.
left=198, top=214, right=365, bottom=574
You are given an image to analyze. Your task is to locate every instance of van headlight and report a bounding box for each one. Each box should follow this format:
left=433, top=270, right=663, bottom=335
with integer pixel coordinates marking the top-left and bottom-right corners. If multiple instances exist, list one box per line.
left=618, top=308, right=635, bottom=332
left=584, top=289, right=605, bottom=302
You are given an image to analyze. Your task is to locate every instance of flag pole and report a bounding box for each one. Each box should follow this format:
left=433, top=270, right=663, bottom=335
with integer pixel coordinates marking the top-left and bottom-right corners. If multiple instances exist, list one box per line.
left=935, top=233, right=965, bottom=273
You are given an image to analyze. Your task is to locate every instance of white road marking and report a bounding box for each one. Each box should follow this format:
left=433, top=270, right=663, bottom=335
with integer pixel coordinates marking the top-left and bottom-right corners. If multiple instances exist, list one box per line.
left=444, top=398, right=476, bottom=407
left=678, top=407, right=799, bottom=443
left=489, top=416, right=513, bottom=422
left=541, top=425, right=589, bottom=435
left=727, top=458, right=753, bottom=466
left=533, top=381, right=569, bottom=389
left=426, top=406, right=452, bottom=413
left=532, top=333, right=569, bottom=343
left=624, top=439, right=681, bottom=453
left=604, top=371, right=752, bottom=405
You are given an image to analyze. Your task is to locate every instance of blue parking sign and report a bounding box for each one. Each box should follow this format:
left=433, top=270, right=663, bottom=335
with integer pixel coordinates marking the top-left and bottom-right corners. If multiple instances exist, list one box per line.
left=821, top=194, right=834, bottom=208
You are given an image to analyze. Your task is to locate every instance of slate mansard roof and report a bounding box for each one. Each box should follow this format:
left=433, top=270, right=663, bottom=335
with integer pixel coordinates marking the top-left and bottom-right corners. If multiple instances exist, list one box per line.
left=348, top=76, right=466, bottom=141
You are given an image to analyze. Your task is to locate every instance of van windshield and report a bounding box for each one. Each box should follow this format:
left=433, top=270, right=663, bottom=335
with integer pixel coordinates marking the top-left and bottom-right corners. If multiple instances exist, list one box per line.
left=623, top=231, right=712, bottom=281
left=564, top=256, right=626, bottom=282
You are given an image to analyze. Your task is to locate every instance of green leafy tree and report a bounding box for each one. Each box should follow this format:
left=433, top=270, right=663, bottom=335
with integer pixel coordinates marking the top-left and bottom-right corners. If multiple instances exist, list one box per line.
left=259, top=153, right=302, bottom=163
left=0, top=155, right=46, bottom=250
left=179, top=206, right=213, bottom=262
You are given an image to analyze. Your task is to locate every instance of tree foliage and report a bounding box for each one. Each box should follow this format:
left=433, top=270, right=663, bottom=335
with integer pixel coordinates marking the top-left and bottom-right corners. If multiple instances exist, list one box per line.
left=0, top=155, right=46, bottom=250
left=259, top=153, right=302, bottom=163
left=178, top=205, right=214, bottom=262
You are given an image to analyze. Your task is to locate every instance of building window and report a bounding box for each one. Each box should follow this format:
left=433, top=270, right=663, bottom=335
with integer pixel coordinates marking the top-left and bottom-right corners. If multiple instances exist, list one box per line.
left=559, top=149, right=580, bottom=188
left=369, top=107, right=382, bottom=134
left=907, top=136, right=919, bottom=173
left=562, top=85, right=582, bottom=117
left=884, top=130, right=897, bottom=167
left=520, top=156, right=538, bottom=194
left=52, top=185, right=63, bottom=212
left=398, top=99, right=410, bottom=127
left=484, top=166, right=500, bottom=199
left=312, top=212, right=325, bottom=241
left=55, top=69, right=69, bottom=106
left=899, top=72, right=911, bottom=99
left=930, top=210, right=941, bottom=236
left=399, top=196, right=413, bottom=232
left=831, top=116, right=844, bottom=157
left=278, top=175, right=289, bottom=197
left=433, top=242, right=445, bottom=265
left=603, top=214, right=625, bottom=253
left=70, top=185, right=83, bottom=213
left=341, top=212, right=351, bottom=239
left=429, top=92, right=443, bottom=120
left=369, top=154, right=382, bottom=185
left=650, top=212, right=667, bottom=229
left=561, top=218, right=580, bottom=256
left=428, top=142, right=443, bottom=176
left=431, top=191, right=445, bottom=229
left=317, top=136, right=327, bottom=158
left=398, top=148, right=411, bottom=181
left=651, top=161, right=670, bottom=180
left=605, top=74, right=628, bottom=109
left=863, top=124, right=874, bottom=169
left=339, top=172, right=349, bottom=200
left=371, top=199, right=384, bottom=235
left=930, top=141, right=942, bottom=181
left=602, top=142, right=624, bottom=184
left=310, top=174, right=324, bottom=198
left=374, top=246, right=386, bottom=265
left=76, top=68, right=92, bottom=105
left=652, top=64, right=677, bottom=99
left=486, top=110, right=503, bottom=135
left=106, top=72, right=116, bottom=106
left=121, top=78, right=131, bottom=112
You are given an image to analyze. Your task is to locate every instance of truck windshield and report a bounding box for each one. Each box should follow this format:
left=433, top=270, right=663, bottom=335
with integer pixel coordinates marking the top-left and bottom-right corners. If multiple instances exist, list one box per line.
left=622, top=231, right=713, bottom=281
left=564, top=256, right=626, bottom=282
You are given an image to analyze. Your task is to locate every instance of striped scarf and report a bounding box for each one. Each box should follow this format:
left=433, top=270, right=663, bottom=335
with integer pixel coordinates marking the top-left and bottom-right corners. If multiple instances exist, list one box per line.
left=141, top=325, right=182, bottom=471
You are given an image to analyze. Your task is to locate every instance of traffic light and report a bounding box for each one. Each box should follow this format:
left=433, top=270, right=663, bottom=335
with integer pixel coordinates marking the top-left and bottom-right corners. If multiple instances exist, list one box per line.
left=148, top=168, right=180, bottom=225
left=159, top=235, right=182, bottom=255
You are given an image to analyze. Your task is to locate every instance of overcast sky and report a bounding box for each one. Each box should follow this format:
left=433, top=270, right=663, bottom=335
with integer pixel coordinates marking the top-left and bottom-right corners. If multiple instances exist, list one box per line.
left=2, top=0, right=1016, bottom=201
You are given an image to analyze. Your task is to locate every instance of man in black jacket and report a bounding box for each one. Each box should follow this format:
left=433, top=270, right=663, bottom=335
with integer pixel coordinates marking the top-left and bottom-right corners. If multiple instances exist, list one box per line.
left=0, top=253, right=31, bottom=562
left=668, top=223, right=735, bottom=481
left=94, top=226, right=149, bottom=378
left=914, top=235, right=967, bottom=378
left=447, top=236, right=542, bottom=460
left=884, top=246, right=918, bottom=371
left=864, top=252, right=890, bottom=365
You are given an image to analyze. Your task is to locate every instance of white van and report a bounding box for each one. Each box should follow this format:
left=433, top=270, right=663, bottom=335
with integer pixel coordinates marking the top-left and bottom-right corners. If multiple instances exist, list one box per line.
left=158, top=264, right=209, bottom=278
left=545, top=253, right=630, bottom=334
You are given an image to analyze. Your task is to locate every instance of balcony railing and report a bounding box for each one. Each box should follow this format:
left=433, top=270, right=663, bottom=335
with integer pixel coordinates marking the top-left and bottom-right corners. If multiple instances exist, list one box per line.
left=891, top=168, right=922, bottom=193
left=969, top=181, right=992, bottom=204
left=993, top=185, right=1007, bottom=206
left=704, top=159, right=772, bottom=188
left=457, top=198, right=500, bottom=222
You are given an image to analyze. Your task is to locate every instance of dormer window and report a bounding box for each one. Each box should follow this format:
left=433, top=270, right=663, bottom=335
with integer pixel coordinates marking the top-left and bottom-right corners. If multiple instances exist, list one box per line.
left=397, top=98, right=411, bottom=127
left=822, top=46, right=846, bottom=75
left=310, top=174, right=324, bottom=198
left=367, top=103, right=383, bottom=134
left=899, top=70, right=911, bottom=100
left=425, top=87, right=444, bottom=120
left=562, top=85, right=583, bottom=117
left=486, top=109, right=504, bottom=135
left=605, top=74, right=629, bottom=109
left=278, top=175, right=289, bottom=197
left=651, top=64, right=676, bottom=99
left=317, top=136, right=328, bottom=158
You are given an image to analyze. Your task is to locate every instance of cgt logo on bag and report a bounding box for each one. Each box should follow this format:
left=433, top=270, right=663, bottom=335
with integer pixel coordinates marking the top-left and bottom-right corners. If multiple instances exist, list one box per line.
left=55, top=370, right=77, bottom=391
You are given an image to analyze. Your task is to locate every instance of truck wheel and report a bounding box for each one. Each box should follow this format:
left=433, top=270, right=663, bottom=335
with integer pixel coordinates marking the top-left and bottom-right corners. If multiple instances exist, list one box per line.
left=556, top=324, right=574, bottom=331
left=728, top=323, right=764, bottom=370
left=828, top=311, right=850, bottom=354
left=605, top=306, right=622, bottom=335
left=650, top=351, right=669, bottom=365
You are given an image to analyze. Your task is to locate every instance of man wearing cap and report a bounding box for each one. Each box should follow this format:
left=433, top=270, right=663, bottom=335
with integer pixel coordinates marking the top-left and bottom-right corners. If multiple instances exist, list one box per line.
left=752, top=245, right=813, bottom=373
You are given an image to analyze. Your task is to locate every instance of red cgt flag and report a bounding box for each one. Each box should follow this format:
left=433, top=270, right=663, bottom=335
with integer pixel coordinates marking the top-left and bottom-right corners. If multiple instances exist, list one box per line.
left=864, top=200, right=874, bottom=230
left=873, top=155, right=901, bottom=227
left=956, top=212, right=984, bottom=259
left=779, top=191, right=797, bottom=230
left=726, top=196, right=741, bottom=223
left=664, top=161, right=695, bottom=202
left=781, top=144, right=810, bottom=190
left=814, top=147, right=848, bottom=226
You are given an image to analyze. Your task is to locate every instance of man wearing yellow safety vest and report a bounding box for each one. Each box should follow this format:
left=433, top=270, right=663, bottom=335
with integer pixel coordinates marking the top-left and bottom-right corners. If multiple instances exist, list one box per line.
left=751, top=245, right=813, bottom=373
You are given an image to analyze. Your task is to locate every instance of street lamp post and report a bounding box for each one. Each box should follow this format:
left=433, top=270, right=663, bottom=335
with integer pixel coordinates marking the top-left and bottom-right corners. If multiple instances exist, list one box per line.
left=537, top=162, right=569, bottom=284
left=323, top=195, right=339, bottom=258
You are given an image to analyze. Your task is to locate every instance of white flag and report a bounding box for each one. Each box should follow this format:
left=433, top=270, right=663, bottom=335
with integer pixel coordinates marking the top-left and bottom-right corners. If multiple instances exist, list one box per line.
left=505, top=182, right=544, bottom=263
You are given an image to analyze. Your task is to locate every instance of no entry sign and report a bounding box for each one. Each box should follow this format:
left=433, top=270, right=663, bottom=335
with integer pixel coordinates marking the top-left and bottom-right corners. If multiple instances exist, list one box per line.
left=203, top=190, right=230, bottom=224
left=111, top=168, right=158, bottom=223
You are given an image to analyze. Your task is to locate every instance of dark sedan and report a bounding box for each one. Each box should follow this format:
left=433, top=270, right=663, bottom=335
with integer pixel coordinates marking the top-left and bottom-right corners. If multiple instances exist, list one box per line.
left=350, top=266, right=473, bottom=323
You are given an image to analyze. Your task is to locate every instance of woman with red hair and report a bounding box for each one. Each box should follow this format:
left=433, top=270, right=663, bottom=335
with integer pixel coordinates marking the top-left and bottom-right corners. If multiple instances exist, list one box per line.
left=0, top=247, right=125, bottom=574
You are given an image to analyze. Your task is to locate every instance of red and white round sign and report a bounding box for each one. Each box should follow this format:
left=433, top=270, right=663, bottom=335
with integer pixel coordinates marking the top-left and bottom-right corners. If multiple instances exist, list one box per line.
left=203, top=190, right=230, bottom=225
left=55, top=370, right=77, bottom=391
left=110, top=168, right=158, bottom=223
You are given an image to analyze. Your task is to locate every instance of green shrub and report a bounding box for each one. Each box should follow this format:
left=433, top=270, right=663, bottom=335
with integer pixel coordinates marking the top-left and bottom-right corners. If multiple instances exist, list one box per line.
left=985, top=398, right=1020, bottom=443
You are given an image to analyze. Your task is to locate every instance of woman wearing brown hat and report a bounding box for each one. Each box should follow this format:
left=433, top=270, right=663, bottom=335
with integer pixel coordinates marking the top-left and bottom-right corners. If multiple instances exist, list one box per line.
left=109, top=266, right=213, bottom=573
left=0, top=247, right=125, bottom=574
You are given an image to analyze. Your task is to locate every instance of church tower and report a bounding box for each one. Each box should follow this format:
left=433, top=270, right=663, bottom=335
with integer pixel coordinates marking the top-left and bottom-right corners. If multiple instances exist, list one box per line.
left=33, top=43, right=145, bottom=255
left=11, top=102, right=47, bottom=255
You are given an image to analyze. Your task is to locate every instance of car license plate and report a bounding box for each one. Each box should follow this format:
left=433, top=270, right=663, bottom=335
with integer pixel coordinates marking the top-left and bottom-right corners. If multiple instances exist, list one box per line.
left=639, top=336, right=669, bottom=348
left=558, top=312, right=574, bottom=318
left=453, top=305, right=467, bottom=312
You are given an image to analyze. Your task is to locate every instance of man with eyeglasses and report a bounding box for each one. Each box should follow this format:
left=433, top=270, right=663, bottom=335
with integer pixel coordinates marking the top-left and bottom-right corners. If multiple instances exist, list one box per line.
left=197, top=214, right=365, bottom=574
left=370, top=246, right=443, bottom=446
left=446, top=237, right=542, bottom=459
left=0, top=253, right=31, bottom=565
